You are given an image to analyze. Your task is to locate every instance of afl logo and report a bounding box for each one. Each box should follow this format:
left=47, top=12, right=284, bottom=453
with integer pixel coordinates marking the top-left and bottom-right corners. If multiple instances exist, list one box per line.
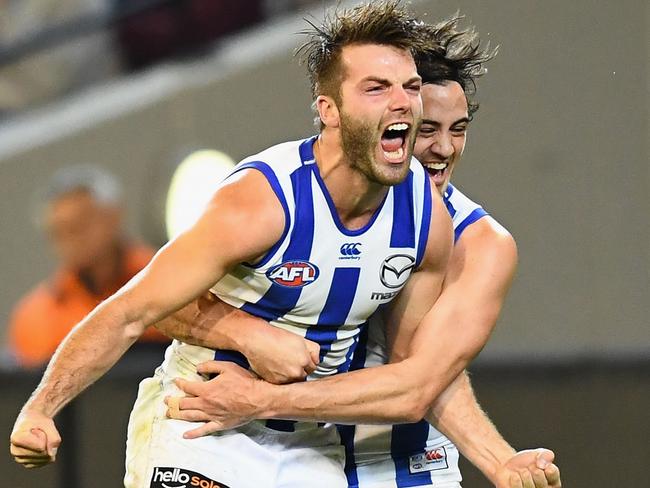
left=267, top=260, right=320, bottom=287
left=380, top=254, right=415, bottom=289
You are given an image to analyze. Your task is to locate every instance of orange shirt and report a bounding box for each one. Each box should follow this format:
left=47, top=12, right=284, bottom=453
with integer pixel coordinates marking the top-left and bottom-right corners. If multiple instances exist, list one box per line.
left=8, top=243, right=170, bottom=368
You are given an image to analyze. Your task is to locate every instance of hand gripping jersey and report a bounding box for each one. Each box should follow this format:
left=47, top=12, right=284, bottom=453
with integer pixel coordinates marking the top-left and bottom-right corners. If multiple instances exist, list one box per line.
left=340, top=183, right=488, bottom=488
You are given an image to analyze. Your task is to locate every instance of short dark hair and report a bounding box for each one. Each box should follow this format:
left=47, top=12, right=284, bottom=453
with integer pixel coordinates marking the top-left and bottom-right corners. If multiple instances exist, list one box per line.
left=298, top=1, right=431, bottom=102
left=415, top=15, right=498, bottom=117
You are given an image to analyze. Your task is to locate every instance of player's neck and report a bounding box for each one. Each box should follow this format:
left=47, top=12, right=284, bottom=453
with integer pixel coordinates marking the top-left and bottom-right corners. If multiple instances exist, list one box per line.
left=314, top=134, right=388, bottom=230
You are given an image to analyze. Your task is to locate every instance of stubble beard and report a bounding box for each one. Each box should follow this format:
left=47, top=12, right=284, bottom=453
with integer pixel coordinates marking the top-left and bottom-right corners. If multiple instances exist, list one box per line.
left=339, top=110, right=413, bottom=187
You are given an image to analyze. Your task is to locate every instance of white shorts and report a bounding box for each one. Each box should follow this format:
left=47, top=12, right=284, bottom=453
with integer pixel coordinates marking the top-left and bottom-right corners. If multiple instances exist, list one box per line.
left=124, top=347, right=347, bottom=488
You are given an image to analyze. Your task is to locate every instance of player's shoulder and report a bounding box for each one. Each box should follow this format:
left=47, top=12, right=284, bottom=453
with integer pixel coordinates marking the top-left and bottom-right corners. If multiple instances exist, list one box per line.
left=215, top=140, right=299, bottom=219
left=239, top=137, right=315, bottom=174
left=444, top=183, right=485, bottom=218
left=461, top=215, right=515, bottom=249
left=455, top=214, right=517, bottom=278
left=447, top=184, right=516, bottom=258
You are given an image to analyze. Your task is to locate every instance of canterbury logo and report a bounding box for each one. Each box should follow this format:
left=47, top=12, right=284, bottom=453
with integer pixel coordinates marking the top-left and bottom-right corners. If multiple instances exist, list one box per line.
left=340, top=242, right=362, bottom=257
left=380, top=254, right=416, bottom=289
left=425, top=448, right=445, bottom=461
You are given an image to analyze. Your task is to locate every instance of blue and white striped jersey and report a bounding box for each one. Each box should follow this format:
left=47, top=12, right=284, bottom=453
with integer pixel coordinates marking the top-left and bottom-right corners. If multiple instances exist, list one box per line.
left=340, top=183, right=488, bottom=488
left=164, top=136, right=434, bottom=387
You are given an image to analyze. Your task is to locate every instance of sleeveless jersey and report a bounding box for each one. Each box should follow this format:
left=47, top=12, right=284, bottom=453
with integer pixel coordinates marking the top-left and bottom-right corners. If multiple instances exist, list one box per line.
left=162, top=135, right=434, bottom=388
left=340, top=183, right=488, bottom=488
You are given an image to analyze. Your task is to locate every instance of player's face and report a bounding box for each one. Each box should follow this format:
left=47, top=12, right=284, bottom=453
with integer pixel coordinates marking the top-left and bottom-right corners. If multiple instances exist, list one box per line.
left=44, top=190, right=121, bottom=270
left=337, top=44, right=422, bottom=186
left=414, top=82, right=469, bottom=194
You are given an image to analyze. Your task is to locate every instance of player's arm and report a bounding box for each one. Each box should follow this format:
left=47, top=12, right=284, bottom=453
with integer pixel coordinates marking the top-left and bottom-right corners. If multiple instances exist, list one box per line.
left=10, top=169, right=284, bottom=467
left=154, top=293, right=320, bottom=384
left=379, top=215, right=517, bottom=417
left=413, top=218, right=559, bottom=487
left=427, top=371, right=561, bottom=488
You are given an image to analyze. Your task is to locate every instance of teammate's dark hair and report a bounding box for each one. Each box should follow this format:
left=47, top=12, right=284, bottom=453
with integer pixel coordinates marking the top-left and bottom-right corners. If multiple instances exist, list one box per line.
left=415, top=15, right=497, bottom=117
left=298, top=1, right=431, bottom=103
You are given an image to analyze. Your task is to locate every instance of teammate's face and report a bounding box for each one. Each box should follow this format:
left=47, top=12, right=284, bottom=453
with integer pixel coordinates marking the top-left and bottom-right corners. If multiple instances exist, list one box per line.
left=337, top=44, right=422, bottom=186
left=414, top=82, right=469, bottom=195
left=44, top=190, right=121, bottom=270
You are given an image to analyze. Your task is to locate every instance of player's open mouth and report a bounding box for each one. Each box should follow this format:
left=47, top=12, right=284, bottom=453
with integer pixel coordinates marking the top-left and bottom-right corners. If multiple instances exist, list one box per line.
left=380, top=122, right=410, bottom=163
left=422, top=162, right=449, bottom=185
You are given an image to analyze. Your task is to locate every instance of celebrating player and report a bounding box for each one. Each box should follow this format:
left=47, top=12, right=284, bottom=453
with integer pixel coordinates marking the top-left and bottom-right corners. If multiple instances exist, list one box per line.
left=161, top=15, right=561, bottom=488
left=11, top=3, right=454, bottom=487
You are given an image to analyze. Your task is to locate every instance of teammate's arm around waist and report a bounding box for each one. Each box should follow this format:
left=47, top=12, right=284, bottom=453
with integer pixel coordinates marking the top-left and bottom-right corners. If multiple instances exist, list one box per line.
left=154, top=292, right=320, bottom=384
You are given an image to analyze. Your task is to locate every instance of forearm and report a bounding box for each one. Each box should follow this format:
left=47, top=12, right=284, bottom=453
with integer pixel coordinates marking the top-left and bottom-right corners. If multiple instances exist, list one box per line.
left=23, top=296, right=146, bottom=417
left=153, top=296, right=236, bottom=349
left=426, top=371, right=515, bottom=484
left=154, top=301, right=200, bottom=345
left=255, top=351, right=457, bottom=424
left=249, top=317, right=476, bottom=424
left=155, top=293, right=264, bottom=352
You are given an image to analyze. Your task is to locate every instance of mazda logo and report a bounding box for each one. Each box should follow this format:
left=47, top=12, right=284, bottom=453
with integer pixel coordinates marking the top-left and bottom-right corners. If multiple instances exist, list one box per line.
left=380, top=254, right=416, bottom=289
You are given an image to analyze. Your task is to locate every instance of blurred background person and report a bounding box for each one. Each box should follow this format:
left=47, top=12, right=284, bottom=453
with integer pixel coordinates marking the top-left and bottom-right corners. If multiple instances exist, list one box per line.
left=6, top=165, right=168, bottom=369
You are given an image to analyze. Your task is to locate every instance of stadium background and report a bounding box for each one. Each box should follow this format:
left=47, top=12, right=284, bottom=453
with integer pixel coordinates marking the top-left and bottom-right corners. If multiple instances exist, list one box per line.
left=1, top=0, right=647, bottom=486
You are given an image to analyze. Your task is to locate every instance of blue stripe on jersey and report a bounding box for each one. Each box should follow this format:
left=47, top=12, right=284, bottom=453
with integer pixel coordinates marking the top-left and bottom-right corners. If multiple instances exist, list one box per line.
left=233, top=161, right=291, bottom=269
left=216, top=160, right=296, bottom=367
left=214, top=350, right=250, bottom=369
left=349, top=322, right=369, bottom=372
left=392, top=421, right=433, bottom=487
left=308, top=267, right=361, bottom=365
left=415, top=174, right=432, bottom=268
left=454, top=208, right=488, bottom=242
left=338, top=424, right=360, bottom=488
left=337, top=332, right=360, bottom=374
left=299, top=136, right=317, bottom=164
left=443, top=182, right=457, bottom=218
left=239, top=163, right=317, bottom=433
left=390, top=170, right=415, bottom=248
left=239, top=164, right=315, bottom=321
left=338, top=321, right=368, bottom=487
left=443, top=194, right=456, bottom=218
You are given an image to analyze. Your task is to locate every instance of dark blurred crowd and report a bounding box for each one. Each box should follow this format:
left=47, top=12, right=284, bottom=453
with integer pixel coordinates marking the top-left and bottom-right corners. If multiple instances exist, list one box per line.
left=0, top=0, right=320, bottom=118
